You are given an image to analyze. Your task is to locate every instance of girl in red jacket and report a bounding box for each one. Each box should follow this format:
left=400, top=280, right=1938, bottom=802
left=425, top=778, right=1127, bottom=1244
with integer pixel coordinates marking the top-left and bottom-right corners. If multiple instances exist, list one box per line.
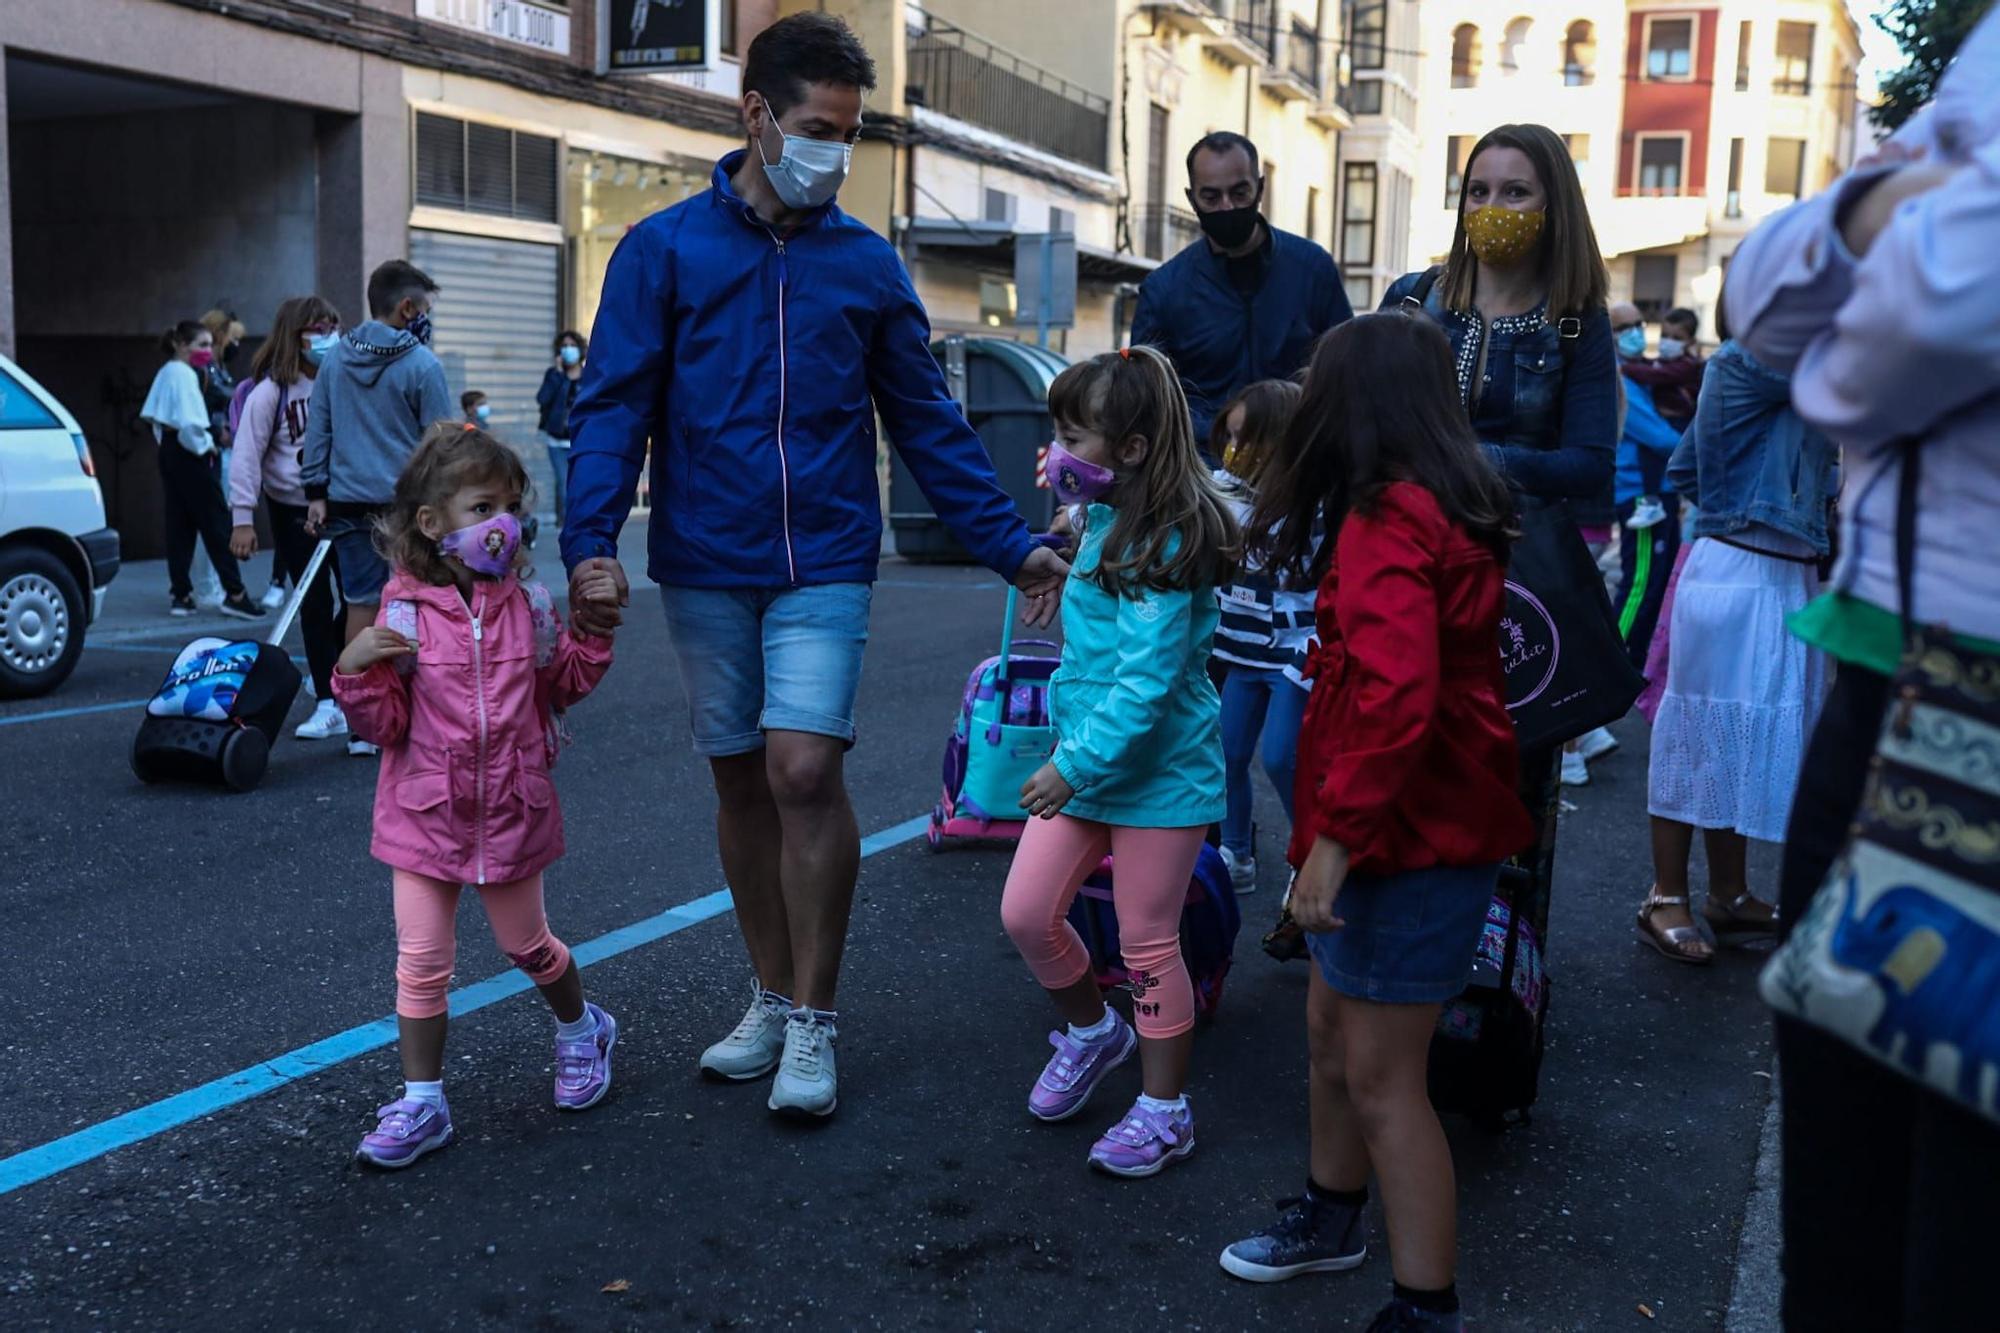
left=1217, top=314, right=1533, bottom=1333
left=332, top=424, right=619, bottom=1169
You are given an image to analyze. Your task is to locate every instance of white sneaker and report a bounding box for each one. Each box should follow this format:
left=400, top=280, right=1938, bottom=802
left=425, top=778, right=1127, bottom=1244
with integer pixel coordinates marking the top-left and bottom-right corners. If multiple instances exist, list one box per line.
left=1560, top=749, right=1591, bottom=787
left=698, top=984, right=791, bottom=1081
left=347, top=737, right=380, bottom=758
left=1218, top=845, right=1258, bottom=895
left=768, top=1011, right=838, bottom=1118
left=1628, top=497, right=1669, bottom=531
left=260, top=584, right=288, bottom=611
left=1577, top=726, right=1620, bottom=764
left=295, top=699, right=349, bottom=740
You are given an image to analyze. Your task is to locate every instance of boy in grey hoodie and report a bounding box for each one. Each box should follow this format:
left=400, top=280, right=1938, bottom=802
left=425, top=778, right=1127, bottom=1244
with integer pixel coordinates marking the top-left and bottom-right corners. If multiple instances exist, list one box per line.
left=303, top=260, right=453, bottom=637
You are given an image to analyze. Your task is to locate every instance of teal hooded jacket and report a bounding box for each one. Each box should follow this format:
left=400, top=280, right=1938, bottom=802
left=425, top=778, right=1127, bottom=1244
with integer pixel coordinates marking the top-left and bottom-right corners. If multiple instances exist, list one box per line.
left=1048, top=504, right=1225, bottom=827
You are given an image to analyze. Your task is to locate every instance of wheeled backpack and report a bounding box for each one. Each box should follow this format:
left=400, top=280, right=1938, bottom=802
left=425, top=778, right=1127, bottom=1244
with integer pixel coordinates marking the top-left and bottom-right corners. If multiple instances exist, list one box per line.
left=131, top=540, right=330, bottom=792
left=1064, top=844, right=1241, bottom=1021
left=928, top=585, right=1060, bottom=849
left=1428, top=864, right=1551, bottom=1130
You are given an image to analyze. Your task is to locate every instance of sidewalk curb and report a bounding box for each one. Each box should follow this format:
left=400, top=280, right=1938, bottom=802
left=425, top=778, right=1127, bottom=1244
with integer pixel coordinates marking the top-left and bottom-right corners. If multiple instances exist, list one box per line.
left=1724, top=1073, right=1782, bottom=1332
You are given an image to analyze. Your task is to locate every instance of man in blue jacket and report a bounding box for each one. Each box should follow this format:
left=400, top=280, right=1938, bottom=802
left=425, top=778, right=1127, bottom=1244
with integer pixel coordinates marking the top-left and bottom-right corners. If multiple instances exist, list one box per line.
left=1130, top=132, right=1351, bottom=449
left=559, top=13, right=1067, bottom=1121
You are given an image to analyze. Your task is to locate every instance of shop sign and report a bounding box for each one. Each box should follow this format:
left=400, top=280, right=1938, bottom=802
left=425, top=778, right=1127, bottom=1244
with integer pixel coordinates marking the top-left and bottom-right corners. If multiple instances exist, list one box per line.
left=600, top=0, right=719, bottom=75
left=416, top=0, right=571, bottom=55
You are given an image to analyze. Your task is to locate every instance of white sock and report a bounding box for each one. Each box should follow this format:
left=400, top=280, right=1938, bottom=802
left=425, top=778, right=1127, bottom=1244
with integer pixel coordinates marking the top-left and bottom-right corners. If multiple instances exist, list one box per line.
left=404, top=1079, right=444, bottom=1107
left=1069, top=1008, right=1117, bottom=1041
left=555, top=1008, right=598, bottom=1043
left=1137, top=1092, right=1187, bottom=1114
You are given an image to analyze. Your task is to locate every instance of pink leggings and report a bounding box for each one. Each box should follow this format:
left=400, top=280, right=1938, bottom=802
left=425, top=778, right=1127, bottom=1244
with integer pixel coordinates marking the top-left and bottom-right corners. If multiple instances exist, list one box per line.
left=999, top=815, right=1208, bottom=1039
left=393, top=869, right=571, bottom=1019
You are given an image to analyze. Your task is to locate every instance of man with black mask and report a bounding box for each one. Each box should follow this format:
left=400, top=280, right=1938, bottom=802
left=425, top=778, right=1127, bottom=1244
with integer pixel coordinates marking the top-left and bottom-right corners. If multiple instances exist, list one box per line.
left=1130, top=132, right=1351, bottom=453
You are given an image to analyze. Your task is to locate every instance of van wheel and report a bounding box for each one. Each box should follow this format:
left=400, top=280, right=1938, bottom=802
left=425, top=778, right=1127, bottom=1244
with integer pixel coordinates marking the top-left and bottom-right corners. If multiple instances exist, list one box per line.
left=0, top=547, right=86, bottom=699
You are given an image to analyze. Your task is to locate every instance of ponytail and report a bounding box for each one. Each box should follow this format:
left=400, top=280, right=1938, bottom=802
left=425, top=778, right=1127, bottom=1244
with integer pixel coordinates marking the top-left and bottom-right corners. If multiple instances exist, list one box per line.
left=160, top=320, right=206, bottom=357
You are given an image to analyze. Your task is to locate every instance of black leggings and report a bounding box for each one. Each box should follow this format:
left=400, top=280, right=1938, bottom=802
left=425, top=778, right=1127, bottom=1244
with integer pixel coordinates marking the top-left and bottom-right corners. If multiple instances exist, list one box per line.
left=266, top=499, right=343, bottom=700
left=1775, top=664, right=2000, bottom=1330
left=157, top=438, right=244, bottom=599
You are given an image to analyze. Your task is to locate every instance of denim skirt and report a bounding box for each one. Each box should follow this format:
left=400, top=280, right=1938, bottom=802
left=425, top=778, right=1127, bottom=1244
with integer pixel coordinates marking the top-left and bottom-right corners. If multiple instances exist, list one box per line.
left=1305, top=862, right=1501, bottom=1004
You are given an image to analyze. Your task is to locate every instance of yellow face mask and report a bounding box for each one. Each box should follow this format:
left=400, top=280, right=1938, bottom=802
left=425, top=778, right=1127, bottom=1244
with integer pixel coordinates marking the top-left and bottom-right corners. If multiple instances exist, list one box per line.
left=1463, top=206, right=1545, bottom=266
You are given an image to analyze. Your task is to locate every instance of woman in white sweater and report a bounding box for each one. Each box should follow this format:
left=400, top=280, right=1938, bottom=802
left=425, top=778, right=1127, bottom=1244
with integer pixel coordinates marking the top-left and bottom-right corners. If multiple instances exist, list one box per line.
left=141, top=320, right=261, bottom=619
left=228, top=296, right=347, bottom=738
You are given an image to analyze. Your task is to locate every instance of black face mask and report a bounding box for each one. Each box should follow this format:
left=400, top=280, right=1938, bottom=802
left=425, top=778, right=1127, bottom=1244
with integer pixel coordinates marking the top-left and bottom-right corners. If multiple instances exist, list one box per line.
left=1198, top=198, right=1262, bottom=248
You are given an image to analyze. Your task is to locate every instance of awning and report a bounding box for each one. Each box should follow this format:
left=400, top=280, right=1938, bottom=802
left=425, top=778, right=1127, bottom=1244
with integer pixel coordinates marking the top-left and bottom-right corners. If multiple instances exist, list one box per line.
left=902, top=217, right=1157, bottom=285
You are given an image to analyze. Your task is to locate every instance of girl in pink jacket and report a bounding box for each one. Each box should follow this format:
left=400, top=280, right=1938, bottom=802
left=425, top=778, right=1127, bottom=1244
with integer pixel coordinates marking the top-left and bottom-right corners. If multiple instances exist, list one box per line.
left=332, top=423, right=618, bottom=1169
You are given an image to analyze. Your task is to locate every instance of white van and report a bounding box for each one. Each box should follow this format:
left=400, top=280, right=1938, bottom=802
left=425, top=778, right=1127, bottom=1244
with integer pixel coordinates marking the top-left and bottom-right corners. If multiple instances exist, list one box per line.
left=0, top=352, right=120, bottom=697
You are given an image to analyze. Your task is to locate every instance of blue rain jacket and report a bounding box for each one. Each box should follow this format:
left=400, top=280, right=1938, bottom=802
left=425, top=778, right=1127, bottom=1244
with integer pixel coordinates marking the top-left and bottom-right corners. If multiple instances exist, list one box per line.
left=559, top=152, right=1035, bottom=588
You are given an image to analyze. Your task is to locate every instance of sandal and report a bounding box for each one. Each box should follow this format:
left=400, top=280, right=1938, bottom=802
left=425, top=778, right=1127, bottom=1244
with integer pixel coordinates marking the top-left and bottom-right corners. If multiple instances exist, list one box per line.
left=1636, top=890, right=1713, bottom=965
left=1703, top=891, right=1781, bottom=942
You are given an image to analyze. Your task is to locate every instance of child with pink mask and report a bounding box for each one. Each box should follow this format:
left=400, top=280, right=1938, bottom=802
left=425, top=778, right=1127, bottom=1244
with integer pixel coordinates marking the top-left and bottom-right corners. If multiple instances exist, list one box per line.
left=332, top=423, right=620, bottom=1169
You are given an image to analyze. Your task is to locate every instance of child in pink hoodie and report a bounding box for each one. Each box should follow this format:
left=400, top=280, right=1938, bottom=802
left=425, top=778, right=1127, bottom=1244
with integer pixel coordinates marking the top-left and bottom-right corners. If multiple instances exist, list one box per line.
left=333, top=423, right=618, bottom=1169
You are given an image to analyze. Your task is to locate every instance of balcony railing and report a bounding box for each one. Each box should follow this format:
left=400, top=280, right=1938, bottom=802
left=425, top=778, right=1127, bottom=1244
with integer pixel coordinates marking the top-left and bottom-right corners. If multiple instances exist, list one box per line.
left=906, top=17, right=1111, bottom=171
left=1286, top=20, right=1319, bottom=89
left=1235, top=0, right=1279, bottom=62
left=1140, top=203, right=1202, bottom=261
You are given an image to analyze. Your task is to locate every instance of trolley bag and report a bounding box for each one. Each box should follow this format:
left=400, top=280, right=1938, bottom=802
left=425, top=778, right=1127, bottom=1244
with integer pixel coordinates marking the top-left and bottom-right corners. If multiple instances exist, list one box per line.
left=131, top=539, right=331, bottom=793
left=929, top=583, right=1061, bottom=849
left=1428, top=864, right=1551, bottom=1131
left=1064, top=844, right=1241, bottom=1021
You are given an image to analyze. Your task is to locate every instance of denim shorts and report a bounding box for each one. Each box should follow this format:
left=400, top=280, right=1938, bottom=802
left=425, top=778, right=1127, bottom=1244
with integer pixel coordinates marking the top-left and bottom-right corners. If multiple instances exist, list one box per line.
left=1305, top=862, right=1501, bottom=1004
left=659, top=583, right=873, bottom=756
left=323, top=509, right=390, bottom=606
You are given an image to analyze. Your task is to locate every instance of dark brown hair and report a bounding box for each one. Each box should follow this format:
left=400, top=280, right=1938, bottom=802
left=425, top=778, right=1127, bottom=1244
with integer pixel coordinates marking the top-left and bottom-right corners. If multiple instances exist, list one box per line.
left=1048, top=345, right=1238, bottom=594
left=1254, top=312, right=1516, bottom=581
left=1212, top=378, right=1302, bottom=487
left=249, top=295, right=342, bottom=387
left=1440, top=123, right=1607, bottom=320
left=376, top=423, right=533, bottom=586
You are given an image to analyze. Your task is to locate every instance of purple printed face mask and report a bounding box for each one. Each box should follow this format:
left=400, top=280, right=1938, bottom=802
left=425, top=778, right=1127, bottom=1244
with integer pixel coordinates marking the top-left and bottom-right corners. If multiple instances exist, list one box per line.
left=438, top=511, right=521, bottom=577
left=1044, top=440, right=1117, bottom=505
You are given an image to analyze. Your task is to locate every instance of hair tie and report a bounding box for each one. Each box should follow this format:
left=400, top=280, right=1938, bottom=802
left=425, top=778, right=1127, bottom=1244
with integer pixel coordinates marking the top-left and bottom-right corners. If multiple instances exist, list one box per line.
left=1118, top=347, right=1131, bottom=360
left=463, top=422, right=477, bottom=431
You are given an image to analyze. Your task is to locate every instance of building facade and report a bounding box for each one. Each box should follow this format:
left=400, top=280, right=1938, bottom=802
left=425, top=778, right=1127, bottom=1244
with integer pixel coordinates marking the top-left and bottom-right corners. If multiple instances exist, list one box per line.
left=1402, top=0, right=1862, bottom=339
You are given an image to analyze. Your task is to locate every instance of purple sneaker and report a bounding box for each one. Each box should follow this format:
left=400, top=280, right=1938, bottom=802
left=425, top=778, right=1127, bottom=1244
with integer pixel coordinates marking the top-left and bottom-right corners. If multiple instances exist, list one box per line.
left=1028, top=1016, right=1136, bottom=1122
left=554, top=1003, right=617, bottom=1111
left=1088, top=1097, right=1196, bottom=1178
left=355, top=1096, right=453, bottom=1169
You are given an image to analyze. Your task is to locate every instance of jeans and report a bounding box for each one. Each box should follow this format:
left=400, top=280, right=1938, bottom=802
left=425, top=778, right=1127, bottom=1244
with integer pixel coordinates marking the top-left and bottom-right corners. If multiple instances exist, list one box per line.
left=543, top=435, right=571, bottom=522
left=1218, top=666, right=1307, bottom=858
left=1774, top=664, right=2000, bottom=1329
left=157, top=438, right=244, bottom=600
left=266, top=499, right=344, bottom=699
left=1614, top=494, right=1682, bottom=670
left=658, top=582, right=873, bottom=755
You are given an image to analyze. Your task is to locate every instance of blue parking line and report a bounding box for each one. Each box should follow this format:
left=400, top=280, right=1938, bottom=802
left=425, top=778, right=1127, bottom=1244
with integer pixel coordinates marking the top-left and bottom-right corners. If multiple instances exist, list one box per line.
left=0, top=698, right=150, bottom=726
left=0, top=813, right=932, bottom=1197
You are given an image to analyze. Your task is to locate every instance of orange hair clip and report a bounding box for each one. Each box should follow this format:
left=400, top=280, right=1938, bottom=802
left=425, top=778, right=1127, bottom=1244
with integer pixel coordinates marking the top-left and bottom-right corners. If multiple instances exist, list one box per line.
left=1118, top=346, right=1131, bottom=360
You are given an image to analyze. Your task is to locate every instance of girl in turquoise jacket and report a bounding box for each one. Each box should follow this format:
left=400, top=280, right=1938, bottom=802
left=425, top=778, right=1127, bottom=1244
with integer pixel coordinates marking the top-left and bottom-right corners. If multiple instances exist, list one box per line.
left=999, top=345, right=1238, bottom=1180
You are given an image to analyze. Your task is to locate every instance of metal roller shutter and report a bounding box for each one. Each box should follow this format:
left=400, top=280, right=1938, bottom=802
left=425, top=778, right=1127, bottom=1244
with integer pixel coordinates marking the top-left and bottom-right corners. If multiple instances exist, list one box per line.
left=408, top=229, right=561, bottom=515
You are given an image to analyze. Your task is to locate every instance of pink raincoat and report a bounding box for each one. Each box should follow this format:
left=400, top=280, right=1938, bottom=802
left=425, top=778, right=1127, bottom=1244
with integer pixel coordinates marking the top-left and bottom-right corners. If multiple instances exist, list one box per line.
left=333, top=570, right=612, bottom=886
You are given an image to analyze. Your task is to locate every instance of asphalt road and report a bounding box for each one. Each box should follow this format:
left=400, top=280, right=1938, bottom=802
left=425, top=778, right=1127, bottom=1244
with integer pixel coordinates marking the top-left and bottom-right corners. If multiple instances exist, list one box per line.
left=0, top=529, right=1781, bottom=1331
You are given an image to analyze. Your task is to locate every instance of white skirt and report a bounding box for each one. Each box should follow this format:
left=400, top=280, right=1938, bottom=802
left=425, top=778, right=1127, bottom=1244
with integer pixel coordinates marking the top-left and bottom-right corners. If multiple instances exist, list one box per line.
left=1647, top=537, right=1829, bottom=842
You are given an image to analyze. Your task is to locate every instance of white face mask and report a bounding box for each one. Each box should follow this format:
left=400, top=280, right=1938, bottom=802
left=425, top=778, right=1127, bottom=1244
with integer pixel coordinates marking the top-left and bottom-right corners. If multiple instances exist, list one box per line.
left=1657, top=337, right=1687, bottom=359
left=754, top=109, right=851, bottom=210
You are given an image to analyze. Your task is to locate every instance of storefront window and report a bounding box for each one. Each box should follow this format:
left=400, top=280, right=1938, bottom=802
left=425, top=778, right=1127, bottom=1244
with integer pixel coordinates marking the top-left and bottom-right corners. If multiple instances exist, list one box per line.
left=564, top=148, right=708, bottom=335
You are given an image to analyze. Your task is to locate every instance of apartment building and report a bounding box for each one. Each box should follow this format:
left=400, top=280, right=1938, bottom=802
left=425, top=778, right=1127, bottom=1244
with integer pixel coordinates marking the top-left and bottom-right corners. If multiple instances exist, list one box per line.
left=1406, top=1, right=1862, bottom=339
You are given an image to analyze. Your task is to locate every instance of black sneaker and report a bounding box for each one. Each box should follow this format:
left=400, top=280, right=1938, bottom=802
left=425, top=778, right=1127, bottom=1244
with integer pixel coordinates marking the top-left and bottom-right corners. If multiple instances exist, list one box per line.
left=1219, top=1194, right=1368, bottom=1282
left=169, top=594, right=197, bottom=617
left=217, top=591, right=265, bottom=621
